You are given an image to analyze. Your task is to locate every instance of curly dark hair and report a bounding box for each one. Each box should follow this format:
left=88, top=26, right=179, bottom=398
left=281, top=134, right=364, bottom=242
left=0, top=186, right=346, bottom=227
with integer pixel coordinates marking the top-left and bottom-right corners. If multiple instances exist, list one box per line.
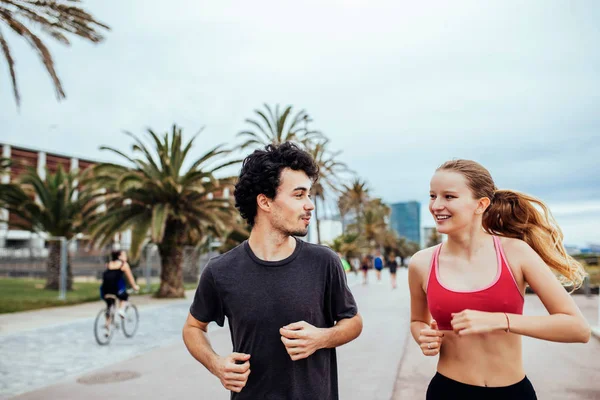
left=234, top=142, right=319, bottom=226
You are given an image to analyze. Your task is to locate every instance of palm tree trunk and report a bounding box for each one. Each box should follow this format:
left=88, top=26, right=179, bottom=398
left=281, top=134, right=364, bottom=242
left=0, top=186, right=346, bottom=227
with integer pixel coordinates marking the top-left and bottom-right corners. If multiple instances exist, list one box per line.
left=157, top=245, right=185, bottom=298
left=157, top=221, right=185, bottom=298
left=45, top=240, right=73, bottom=290
left=45, top=241, right=61, bottom=290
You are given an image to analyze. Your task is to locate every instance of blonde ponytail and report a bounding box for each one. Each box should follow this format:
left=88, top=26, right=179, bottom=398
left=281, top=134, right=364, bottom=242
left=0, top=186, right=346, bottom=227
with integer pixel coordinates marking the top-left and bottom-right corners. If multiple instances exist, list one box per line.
left=483, top=190, right=585, bottom=288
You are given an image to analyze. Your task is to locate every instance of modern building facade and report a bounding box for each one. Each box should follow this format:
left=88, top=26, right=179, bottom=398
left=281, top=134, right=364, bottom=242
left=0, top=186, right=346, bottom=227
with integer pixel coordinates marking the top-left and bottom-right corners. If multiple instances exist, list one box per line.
left=389, top=201, right=421, bottom=245
left=1, top=142, right=234, bottom=252
left=0, top=143, right=99, bottom=249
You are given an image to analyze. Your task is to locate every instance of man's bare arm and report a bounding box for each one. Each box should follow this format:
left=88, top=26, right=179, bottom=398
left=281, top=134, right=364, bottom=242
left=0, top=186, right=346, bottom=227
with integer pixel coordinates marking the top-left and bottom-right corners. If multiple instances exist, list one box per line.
left=320, top=313, right=363, bottom=348
left=182, top=313, right=251, bottom=393
left=182, top=313, right=220, bottom=373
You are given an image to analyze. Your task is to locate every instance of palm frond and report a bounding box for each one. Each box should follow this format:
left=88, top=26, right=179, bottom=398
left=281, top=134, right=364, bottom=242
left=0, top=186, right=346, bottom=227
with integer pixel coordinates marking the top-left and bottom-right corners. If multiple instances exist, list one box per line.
left=236, top=104, right=323, bottom=150
left=0, top=0, right=109, bottom=105
left=0, top=26, right=18, bottom=104
left=88, top=124, right=240, bottom=252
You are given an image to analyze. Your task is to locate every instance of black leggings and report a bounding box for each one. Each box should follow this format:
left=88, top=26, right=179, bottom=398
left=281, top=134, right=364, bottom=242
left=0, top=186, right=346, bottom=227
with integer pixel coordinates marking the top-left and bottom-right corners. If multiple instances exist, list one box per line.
left=427, top=372, right=537, bottom=400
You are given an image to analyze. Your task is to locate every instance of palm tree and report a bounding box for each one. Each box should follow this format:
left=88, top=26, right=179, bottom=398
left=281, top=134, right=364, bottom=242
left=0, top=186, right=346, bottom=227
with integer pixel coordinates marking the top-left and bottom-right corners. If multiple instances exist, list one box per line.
left=237, top=103, right=322, bottom=150
left=0, top=164, right=90, bottom=289
left=426, top=228, right=442, bottom=247
left=401, top=240, right=421, bottom=265
left=338, top=178, right=370, bottom=235
left=84, top=125, right=240, bottom=298
left=218, top=215, right=250, bottom=253
left=329, top=232, right=360, bottom=260
left=361, top=198, right=390, bottom=249
left=0, top=0, right=109, bottom=106
left=381, top=229, right=400, bottom=257
left=306, top=138, right=350, bottom=244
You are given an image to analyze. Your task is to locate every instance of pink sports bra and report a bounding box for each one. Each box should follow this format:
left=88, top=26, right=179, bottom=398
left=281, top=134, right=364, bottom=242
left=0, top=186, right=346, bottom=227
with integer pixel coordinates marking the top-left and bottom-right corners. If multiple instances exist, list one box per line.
left=426, top=236, right=524, bottom=331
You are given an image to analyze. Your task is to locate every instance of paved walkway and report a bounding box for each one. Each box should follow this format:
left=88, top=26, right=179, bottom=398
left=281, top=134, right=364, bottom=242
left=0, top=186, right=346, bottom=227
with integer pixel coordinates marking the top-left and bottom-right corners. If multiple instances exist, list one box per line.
left=0, top=290, right=200, bottom=398
left=0, top=289, right=197, bottom=336
left=1, top=270, right=599, bottom=400
left=4, top=271, right=413, bottom=400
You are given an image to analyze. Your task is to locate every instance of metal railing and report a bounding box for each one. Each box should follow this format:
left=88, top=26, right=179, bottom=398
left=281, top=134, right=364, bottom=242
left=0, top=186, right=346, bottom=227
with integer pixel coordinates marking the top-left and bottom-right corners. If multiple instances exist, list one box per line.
left=0, top=241, right=218, bottom=298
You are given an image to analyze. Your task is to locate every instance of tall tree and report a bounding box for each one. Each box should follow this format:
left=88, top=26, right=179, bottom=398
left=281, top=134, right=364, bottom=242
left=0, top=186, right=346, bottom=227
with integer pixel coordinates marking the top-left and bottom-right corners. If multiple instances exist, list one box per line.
left=361, top=198, right=390, bottom=249
left=237, top=103, right=322, bottom=150
left=305, top=138, right=350, bottom=244
left=0, top=165, right=91, bottom=289
left=0, top=0, right=109, bottom=106
left=426, top=228, right=442, bottom=247
left=329, top=232, right=360, bottom=260
left=85, top=125, right=240, bottom=298
left=217, top=215, right=250, bottom=253
left=381, top=232, right=420, bottom=266
left=338, top=178, right=370, bottom=235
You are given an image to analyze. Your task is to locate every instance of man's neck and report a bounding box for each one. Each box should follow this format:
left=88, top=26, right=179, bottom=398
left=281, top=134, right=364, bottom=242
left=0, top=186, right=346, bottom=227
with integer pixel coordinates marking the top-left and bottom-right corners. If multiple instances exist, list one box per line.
left=248, top=222, right=297, bottom=262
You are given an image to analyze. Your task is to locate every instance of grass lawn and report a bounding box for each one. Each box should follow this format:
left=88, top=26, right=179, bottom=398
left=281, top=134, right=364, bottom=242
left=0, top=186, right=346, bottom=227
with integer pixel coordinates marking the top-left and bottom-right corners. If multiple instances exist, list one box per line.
left=0, top=278, right=198, bottom=314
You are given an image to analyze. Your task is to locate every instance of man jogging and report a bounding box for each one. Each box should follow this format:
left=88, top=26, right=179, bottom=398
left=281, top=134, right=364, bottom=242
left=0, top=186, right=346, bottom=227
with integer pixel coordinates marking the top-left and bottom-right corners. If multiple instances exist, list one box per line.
left=183, top=142, right=363, bottom=399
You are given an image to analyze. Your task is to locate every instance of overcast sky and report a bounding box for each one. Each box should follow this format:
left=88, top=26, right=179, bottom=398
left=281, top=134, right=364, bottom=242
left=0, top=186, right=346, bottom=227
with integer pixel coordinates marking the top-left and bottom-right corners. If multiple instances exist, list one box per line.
left=1, top=0, right=599, bottom=246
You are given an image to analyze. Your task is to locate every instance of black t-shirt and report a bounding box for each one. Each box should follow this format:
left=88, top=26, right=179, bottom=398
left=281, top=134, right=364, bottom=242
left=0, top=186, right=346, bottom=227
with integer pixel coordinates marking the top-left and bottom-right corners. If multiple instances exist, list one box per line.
left=190, top=238, right=358, bottom=400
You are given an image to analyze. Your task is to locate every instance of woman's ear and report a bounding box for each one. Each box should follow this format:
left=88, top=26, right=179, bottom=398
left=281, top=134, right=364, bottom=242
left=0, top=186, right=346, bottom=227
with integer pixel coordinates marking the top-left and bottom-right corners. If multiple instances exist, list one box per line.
left=476, top=197, right=491, bottom=215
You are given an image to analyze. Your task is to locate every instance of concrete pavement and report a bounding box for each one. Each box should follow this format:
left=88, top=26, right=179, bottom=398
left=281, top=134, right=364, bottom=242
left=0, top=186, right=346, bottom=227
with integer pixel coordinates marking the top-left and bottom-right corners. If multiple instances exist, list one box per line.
left=0, top=290, right=199, bottom=399
left=2, top=270, right=599, bottom=400
left=0, top=289, right=197, bottom=336
left=4, top=270, right=411, bottom=400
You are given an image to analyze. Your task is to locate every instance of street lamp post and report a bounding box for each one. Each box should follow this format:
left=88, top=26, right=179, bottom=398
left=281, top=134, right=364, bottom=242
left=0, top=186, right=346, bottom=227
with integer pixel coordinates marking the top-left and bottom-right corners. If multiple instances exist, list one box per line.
left=47, top=234, right=83, bottom=300
left=58, top=237, right=67, bottom=300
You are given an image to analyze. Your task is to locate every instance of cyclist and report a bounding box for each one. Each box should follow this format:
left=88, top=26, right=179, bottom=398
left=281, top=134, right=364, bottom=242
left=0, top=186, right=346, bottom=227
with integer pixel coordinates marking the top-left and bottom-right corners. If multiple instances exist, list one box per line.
left=100, top=250, right=139, bottom=331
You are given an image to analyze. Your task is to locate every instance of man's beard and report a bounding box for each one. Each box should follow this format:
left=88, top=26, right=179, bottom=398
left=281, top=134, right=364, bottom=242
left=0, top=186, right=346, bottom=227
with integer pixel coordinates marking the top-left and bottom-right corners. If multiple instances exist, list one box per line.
left=275, top=221, right=309, bottom=238
left=286, top=226, right=309, bottom=237
left=271, top=211, right=310, bottom=237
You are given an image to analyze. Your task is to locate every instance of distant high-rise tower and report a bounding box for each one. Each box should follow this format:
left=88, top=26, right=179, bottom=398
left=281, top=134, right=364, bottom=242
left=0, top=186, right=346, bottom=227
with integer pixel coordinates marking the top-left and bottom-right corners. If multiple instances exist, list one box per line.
left=389, top=201, right=421, bottom=245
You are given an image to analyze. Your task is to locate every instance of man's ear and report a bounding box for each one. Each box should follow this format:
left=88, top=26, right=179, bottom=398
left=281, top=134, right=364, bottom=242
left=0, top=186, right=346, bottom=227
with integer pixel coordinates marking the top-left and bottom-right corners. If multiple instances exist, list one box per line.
left=257, top=194, right=271, bottom=213
left=475, top=197, right=491, bottom=215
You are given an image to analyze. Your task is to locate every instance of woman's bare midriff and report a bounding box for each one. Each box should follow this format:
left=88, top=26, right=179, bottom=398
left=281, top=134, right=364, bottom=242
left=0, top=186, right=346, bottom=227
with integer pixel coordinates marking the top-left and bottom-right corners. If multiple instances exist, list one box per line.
left=437, top=330, right=525, bottom=387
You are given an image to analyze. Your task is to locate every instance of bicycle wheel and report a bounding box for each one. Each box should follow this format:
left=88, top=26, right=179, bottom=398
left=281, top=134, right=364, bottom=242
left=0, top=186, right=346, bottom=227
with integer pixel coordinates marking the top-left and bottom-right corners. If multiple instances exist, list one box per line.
left=94, top=308, right=114, bottom=345
left=122, top=304, right=139, bottom=338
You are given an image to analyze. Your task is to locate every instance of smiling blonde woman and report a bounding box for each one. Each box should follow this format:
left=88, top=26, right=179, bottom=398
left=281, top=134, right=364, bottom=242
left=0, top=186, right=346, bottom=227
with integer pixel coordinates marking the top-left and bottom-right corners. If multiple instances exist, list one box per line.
left=408, top=159, right=590, bottom=399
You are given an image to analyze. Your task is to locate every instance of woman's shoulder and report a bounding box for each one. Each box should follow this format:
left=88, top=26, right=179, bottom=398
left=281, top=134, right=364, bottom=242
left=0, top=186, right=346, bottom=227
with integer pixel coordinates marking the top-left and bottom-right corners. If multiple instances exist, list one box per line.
left=498, top=236, right=535, bottom=260
left=408, top=246, right=438, bottom=273
left=106, top=260, right=128, bottom=270
left=496, top=236, right=539, bottom=279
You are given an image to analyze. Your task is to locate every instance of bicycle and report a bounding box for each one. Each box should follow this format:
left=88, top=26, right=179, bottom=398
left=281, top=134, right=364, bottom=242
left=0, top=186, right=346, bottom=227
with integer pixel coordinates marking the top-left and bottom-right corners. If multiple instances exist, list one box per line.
left=94, top=289, right=139, bottom=345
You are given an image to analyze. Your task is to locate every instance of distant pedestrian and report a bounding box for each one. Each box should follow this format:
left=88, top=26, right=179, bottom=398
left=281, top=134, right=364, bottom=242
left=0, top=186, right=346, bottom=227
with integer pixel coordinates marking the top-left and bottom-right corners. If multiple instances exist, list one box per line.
left=360, top=255, right=370, bottom=284
left=408, top=159, right=590, bottom=399
left=373, top=250, right=384, bottom=283
left=387, top=254, right=398, bottom=289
